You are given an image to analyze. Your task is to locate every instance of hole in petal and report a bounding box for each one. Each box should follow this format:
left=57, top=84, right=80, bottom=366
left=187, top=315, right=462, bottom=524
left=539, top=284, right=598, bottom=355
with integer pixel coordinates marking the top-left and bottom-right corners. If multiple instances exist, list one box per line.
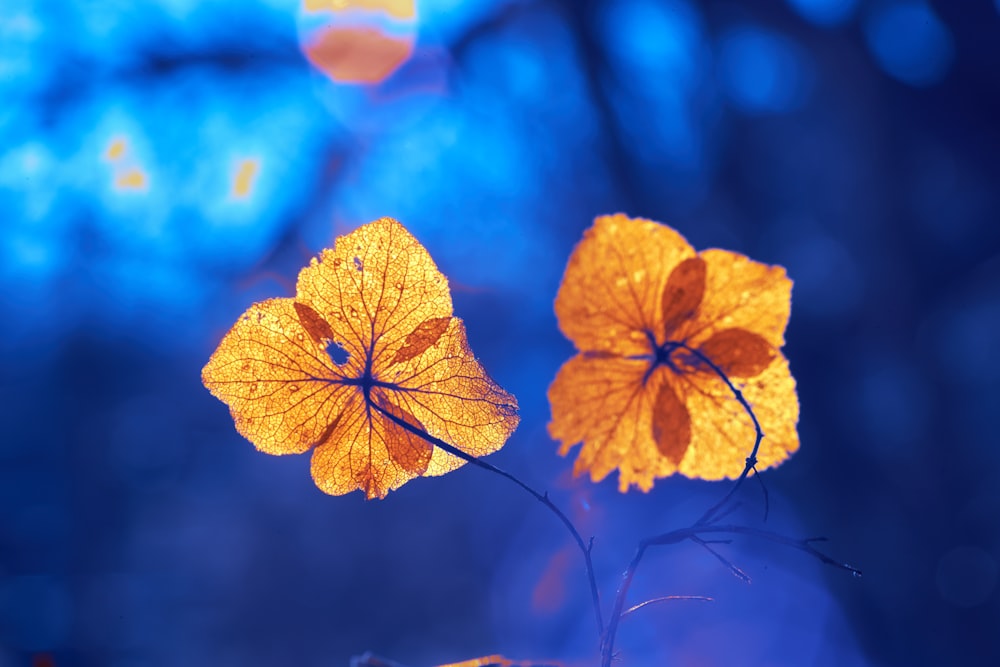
left=327, top=341, right=350, bottom=365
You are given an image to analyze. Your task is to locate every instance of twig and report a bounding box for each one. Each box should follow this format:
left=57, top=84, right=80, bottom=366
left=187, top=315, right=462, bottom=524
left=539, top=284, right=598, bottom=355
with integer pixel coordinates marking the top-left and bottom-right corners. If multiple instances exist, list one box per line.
left=601, top=541, right=648, bottom=664
left=677, top=344, right=767, bottom=526
left=691, top=536, right=751, bottom=583
left=600, top=524, right=860, bottom=665
left=599, top=344, right=857, bottom=666
left=647, top=524, right=861, bottom=575
left=621, top=595, right=713, bottom=619
left=373, top=403, right=605, bottom=637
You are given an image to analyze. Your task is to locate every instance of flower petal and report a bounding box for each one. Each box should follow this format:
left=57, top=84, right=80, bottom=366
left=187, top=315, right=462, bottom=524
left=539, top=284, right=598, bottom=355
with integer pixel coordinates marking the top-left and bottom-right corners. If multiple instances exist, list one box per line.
left=310, top=391, right=433, bottom=499
left=548, top=352, right=677, bottom=492
left=201, top=298, right=353, bottom=455
left=651, top=379, right=691, bottom=465
left=389, top=316, right=451, bottom=366
left=673, top=352, right=800, bottom=480
left=385, top=317, right=519, bottom=476
left=696, top=328, right=776, bottom=378
left=293, top=302, right=337, bottom=345
left=295, top=217, right=453, bottom=369
left=555, top=214, right=696, bottom=356
left=662, top=256, right=707, bottom=337
left=676, top=248, right=792, bottom=349
left=374, top=394, right=436, bottom=476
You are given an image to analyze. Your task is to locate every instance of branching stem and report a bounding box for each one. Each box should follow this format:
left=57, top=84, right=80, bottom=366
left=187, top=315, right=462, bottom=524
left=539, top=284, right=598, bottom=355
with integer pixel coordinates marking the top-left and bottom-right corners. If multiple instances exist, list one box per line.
left=677, top=344, right=767, bottom=525
left=599, top=343, right=858, bottom=666
left=374, top=341, right=858, bottom=667
left=600, top=524, right=860, bottom=665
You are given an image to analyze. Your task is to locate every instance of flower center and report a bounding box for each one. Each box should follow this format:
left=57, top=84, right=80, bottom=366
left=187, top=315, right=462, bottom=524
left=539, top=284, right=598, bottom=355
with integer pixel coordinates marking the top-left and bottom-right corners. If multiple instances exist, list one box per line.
left=653, top=340, right=683, bottom=371
left=640, top=330, right=686, bottom=384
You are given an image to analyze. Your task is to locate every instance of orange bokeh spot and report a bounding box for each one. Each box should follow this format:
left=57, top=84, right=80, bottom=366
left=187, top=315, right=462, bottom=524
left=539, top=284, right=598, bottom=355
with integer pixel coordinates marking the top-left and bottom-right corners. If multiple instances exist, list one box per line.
left=231, top=158, right=260, bottom=199
left=104, top=136, right=127, bottom=162
left=531, top=546, right=572, bottom=615
left=437, top=658, right=514, bottom=667
left=302, top=0, right=415, bottom=19
left=435, top=657, right=562, bottom=667
left=114, top=167, right=148, bottom=191
left=303, top=26, right=413, bottom=84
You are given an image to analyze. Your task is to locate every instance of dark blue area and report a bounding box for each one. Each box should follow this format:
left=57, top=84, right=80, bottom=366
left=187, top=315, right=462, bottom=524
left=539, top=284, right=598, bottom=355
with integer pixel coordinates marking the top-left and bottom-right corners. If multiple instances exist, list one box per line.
left=326, top=341, right=350, bottom=366
left=2, top=0, right=999, bottom=665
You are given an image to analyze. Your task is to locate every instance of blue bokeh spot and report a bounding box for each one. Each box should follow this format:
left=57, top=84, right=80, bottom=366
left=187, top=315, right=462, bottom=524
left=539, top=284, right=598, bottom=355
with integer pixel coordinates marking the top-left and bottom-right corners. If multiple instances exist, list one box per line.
left=863, top=1, right=954, bottom=87
left=598, top=0, right=702, bottom=87
left=598, top=0, right=710, bottom=180
left=718, top=26, right=813, bottom=114
left=785, top=0, right=859, bottom=27
left=417, top=0, right=505, bottom=43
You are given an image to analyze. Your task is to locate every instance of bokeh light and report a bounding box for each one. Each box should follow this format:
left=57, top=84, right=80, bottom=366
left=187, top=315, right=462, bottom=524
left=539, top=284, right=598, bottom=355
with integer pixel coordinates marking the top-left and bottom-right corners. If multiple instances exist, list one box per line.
left=717, top=25, right=814, bottom=114
left=785, top=0, right=858, bottom=27
left=598, top=0, right=703, bottom=87
left=304, top=0, right=415, bottom=18
left=299, top=0, right=417, bottom=84
left=863, top=0, right=954, bottom=87
left=597, top=0, right=714, bottom=205
left=303, top=26, right=414, bottom=83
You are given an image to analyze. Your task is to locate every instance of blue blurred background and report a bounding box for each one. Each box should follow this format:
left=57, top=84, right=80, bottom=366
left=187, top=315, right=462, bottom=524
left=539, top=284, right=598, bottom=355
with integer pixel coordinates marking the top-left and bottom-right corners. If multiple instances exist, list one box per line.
left=2, top=0, right=999, bottom=665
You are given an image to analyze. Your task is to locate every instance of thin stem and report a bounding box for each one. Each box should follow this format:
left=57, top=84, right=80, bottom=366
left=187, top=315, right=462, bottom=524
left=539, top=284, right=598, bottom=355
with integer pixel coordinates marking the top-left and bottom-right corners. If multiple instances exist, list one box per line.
left=646, top=524, right=862, bottom=574
left=677, top=344, right=767, bottom=526
left=373, top=402, right=605, bottom=637
left=601, top=542, right=648, bottom=665
left=600, top=344, right=855, bottom=666
left=600, top=525, right=859, bottom=667
left=691, top=536, right=751, bottom=583
left=621, top=595, right=712, bottom=619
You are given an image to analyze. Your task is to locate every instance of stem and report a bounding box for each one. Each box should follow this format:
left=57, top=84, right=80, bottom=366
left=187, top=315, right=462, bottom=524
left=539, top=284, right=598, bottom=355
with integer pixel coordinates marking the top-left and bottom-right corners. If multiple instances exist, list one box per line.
left=600, top=344, right=855, bottom=666
left=621, top=595, right=712, bottom=619
left=373, top=402, right=605, bottom=637
left=647, top=524, right=863, bottom=573
left=600, top=525, right=860, bottom=666
left=601, top=542, right=648, bottom=664
left=677, top=344, right=767, bottom=526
